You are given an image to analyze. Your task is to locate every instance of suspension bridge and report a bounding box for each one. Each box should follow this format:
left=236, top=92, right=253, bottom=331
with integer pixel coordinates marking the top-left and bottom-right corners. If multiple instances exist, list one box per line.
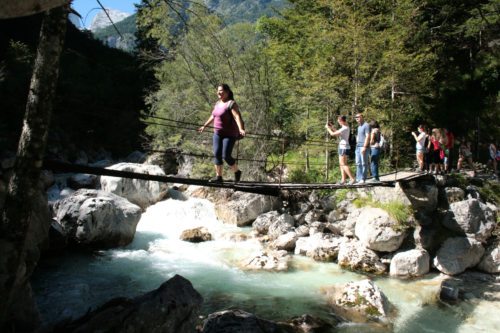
left=40, top=109, right=427, bottom=196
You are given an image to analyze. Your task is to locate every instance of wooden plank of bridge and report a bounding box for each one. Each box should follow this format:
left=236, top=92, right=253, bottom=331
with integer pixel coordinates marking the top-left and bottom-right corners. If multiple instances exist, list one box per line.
left=43, top=160, right=425, bottom=196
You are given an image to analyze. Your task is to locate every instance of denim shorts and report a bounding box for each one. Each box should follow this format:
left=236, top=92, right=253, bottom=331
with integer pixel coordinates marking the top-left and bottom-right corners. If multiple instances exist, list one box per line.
left=417, top=148, right=426, bottom=154
left=338, top=148, right=350, bottom=156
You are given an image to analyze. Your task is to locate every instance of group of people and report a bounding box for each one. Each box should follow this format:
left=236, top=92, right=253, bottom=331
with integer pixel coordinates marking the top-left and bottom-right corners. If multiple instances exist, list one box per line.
left=200, top=84, right=384, bottom=185
left=199, top=83, right=498, bottom=184
left=411, top=126, right=456, bottom=174
left=325, top=113, right=382, bottom=184
left=411, top=125, right=499, bottom=178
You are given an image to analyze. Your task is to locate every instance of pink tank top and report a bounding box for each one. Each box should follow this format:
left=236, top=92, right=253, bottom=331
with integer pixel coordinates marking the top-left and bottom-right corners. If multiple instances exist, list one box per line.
left=212, top=101, right=239, bottom=137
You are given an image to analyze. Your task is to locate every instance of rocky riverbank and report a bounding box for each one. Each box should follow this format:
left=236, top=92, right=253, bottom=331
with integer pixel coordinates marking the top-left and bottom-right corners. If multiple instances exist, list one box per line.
left=1, top=151, right=498, bottom=331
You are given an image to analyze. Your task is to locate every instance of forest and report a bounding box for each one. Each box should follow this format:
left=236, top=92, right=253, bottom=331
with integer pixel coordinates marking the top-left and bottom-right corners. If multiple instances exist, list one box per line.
left=136, top=0, right=500, bottom=181
left=0, top=0, right=498, bottom=180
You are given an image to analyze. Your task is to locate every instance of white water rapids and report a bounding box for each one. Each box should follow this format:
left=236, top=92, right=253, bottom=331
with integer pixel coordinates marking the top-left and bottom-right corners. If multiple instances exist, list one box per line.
left=33, top=193, right=500, bottom=332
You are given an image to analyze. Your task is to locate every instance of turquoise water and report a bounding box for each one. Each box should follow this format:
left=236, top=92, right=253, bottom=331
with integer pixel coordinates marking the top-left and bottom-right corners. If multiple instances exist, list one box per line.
left=32, top=196, right=500, bottom=332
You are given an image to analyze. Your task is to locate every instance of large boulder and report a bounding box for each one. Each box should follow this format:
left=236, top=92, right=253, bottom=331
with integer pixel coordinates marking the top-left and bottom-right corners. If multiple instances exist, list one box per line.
left=267, top=214, right=295, bottom=240
left=201, top=309, right=291, bottom=333
left=354, top=208, right=407, bottom=252
left=53, top=189, right=142, bottom=248
left=328, top=208, right=360, bottom=237
left=389, top=249, right=430, bottom=277
left=180, top=227, right=212, bottom=243
left=100, top=163, right=167, bottom=209
left=270, top=232, right=298, bottom=251
left=324, top=279, right=394, bottom=324
left=477, top=240, right=500, bottom=274
left=215, top=192, right=280, bottom=226
left=433, top=237, right=485, bottom=275
left=337, top=240, right=386, bottom=274
left=53, top=275, right=203, bottom=333
left=442, top=198, right=496, bottom=242
left=400, top=182, right=438, bottom=213
left=241, top=250, right=290, bottom=271
left=252, top=211, right=280, bottom=235
left=294, top=233, right=346, bottom=262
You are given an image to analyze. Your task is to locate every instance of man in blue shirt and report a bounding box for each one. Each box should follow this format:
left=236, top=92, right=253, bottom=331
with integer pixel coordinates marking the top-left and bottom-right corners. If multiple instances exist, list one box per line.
left=355, top=113, right=371, bottom=183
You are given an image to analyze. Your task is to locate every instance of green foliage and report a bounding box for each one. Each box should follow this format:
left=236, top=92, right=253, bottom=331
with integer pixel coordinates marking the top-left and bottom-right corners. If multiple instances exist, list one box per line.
left=205, top=0, right=288, bottom=24
left=353, top=194, right=413, bottom=231
left=478, top=181, right=500, bottom=206
left=134, top=0, right=499, bottom=181
left=258, top=0, right=436, bottom=164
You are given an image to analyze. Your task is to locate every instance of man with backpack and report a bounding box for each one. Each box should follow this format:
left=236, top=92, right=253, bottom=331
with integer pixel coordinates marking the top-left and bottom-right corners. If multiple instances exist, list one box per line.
left=354, top=113, right=371, bottom=183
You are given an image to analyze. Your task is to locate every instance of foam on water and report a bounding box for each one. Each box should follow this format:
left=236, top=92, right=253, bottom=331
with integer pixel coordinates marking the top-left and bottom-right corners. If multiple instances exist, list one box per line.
left=32, top=196, right=500, bottom=332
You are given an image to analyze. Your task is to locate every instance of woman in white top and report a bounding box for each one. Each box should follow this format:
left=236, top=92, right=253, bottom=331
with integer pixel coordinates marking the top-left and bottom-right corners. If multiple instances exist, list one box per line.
left=326, top=115, right=355, bottom=185
left=411, top=125, right=427, bottom=171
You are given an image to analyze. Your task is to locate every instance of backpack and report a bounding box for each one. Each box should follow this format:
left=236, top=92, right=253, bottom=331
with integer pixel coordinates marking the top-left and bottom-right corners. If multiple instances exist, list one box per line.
left=378, top=132, right=387, bottom=150
left=226, top=100, right=245, bottom=140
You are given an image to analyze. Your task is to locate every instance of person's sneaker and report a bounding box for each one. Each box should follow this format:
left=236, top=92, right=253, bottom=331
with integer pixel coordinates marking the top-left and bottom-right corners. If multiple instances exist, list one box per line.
left=348, top=179, right=355, bottom=185
left=209, top=176, right=223, bottom=183
left=234, top=170, right=242, bottom=182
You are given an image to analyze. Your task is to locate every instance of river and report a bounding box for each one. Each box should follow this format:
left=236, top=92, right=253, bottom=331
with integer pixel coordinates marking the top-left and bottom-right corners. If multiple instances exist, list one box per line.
left=32, top=193, right=500, bottom=332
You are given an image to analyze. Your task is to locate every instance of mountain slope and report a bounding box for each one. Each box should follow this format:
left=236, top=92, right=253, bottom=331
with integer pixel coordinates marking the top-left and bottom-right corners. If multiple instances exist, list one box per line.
left=92, top=0, right=288, bottom=52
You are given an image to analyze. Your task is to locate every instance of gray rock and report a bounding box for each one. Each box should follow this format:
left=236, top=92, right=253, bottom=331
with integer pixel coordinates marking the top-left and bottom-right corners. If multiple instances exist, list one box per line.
left=442, top=198, right=496, bottom=242
left=294, top=233, right=346, bottom=262
left=433, top=237, right=485, bottom=275
left=477, top=240, right=500, bottom=273
left=324, top=279, right=394, bottom=324
left=400, top=182, right=438, bottom=213
left=390, top=249, right=430, bottom=277
left=354, top=208, right=407, bottom=252
left=201, top=309, right=289, bottom=333
left=180, top=227, right=212, bottom=243
left=54, top=275, right=202, bottom=333
left=271, top=232, right=298, bottom=251
left=252, top=211, right=280, bottom=234
left=241, top=250, right=290, bottom=271
left=304, top=209, right=325, bottom=224
left=294, top=224, right=310, bottom=237
left=215, top=192, right=280, bottom=226
left=100, top=163, right=167, bottom=209
left=53, top=189, right=142, bottom=248
left=337, top=240, right=386, bottom=274
left=267, top=214, right=295, bottom=240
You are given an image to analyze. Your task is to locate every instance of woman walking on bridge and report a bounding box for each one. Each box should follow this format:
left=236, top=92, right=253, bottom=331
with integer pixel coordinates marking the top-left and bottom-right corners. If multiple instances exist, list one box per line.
left=198, top=84, right=246, bottom=183
left=326, top=115, right=355, bottom=185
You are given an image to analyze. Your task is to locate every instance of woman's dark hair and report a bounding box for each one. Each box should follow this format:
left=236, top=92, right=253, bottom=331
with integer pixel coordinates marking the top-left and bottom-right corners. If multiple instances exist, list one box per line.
left=218, top=83, right=234, bottom=100
left=338, top=115, right=347, bottom=122
left=369, top=120, right=379, bottom=128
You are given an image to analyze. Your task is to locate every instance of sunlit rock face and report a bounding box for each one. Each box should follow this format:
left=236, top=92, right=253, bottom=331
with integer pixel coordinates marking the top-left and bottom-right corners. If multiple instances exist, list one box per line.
left=390, top=249, right=430, bottom=277
left=89, top=9, right=130, bottom=31
left=433, top=237, right=485, bottom=275
left=53, top=189, right=141, bottom=248
left=100, top=163, right=167, bottom=210
left=324, top=279, right=395, bottom=325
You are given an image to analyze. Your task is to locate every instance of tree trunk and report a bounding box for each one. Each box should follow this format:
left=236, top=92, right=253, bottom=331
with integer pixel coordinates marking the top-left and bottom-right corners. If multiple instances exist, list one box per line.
left=0, top=0, right=67, bottom=18
left=0, top=4, right=68, bottom=328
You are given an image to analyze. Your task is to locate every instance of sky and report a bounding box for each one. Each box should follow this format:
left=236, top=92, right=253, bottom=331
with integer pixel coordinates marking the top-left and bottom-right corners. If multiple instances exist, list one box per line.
left=71, top=0, right=139, bottom=29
